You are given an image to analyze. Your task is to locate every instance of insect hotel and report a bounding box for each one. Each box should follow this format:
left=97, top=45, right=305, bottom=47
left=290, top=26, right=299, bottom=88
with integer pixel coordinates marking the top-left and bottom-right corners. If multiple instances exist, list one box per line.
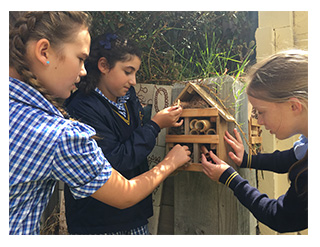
left=166, top=82, right=236, bottom=171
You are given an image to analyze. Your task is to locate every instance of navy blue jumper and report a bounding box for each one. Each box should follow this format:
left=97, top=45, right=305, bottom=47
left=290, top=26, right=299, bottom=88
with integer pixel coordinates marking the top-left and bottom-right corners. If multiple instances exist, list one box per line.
left=219, top=148, right=308, bottom=233
left=64, top=87, right=160, bottom=234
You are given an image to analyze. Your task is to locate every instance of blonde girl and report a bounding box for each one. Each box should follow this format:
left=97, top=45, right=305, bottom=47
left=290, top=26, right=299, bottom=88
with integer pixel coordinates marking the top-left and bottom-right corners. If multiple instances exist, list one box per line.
left=201, top=50, right=308, bottom=233
left=9, top=11, right=190, bottom=235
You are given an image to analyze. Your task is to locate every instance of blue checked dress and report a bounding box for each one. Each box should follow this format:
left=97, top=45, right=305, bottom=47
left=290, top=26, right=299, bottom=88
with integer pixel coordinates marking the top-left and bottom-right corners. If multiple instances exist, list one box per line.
left=9, top=77, right=112, bottom=234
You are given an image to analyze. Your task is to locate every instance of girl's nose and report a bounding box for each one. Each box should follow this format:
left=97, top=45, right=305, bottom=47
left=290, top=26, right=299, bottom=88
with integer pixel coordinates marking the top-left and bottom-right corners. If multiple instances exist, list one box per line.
left=129, top=77, right=136, bottom=86
left=80, top=64, right=87, bottom=77
left=257, top=116, right=264, bottom=126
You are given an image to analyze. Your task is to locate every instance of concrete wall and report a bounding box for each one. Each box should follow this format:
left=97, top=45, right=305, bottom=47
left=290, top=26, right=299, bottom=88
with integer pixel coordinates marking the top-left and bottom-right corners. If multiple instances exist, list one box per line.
left=254, top=11, right=308, bottom=235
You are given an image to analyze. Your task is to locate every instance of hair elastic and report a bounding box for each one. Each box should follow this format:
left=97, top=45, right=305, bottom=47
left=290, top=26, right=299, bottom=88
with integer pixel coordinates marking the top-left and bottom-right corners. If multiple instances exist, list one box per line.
left=99, top=33, right=118, bottom=49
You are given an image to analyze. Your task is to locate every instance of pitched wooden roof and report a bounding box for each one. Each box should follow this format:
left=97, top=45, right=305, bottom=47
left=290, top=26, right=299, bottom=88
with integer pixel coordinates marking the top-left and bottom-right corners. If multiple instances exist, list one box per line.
left=174, top=82, right=235, bottom=122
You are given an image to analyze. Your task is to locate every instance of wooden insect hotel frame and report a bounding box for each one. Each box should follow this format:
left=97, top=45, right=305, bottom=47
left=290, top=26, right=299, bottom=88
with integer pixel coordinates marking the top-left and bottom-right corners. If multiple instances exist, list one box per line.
left=166, top=82, right=236, bottom=172
left=249, top=117, right=262, bottom=154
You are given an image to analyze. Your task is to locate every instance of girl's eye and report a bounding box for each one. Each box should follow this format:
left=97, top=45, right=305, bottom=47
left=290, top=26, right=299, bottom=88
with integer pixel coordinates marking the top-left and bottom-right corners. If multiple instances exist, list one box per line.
left=79, top=57, right=86, bottom=64
left=125, top=71, right=132, bottom=75
left=252, top=108, right=263, bottom=119
left=253, top=108, right=262, bottom=115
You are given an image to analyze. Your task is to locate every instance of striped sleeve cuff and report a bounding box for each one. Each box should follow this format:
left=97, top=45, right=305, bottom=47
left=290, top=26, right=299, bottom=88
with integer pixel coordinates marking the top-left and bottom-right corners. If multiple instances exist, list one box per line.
left=219, top=167, right=242, bottom=190
left=240, top=151, right=252, bottom=169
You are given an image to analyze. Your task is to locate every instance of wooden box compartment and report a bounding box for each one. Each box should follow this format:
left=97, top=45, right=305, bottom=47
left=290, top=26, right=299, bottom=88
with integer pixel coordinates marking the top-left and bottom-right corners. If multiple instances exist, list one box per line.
left=166, top=108, right=228, bottom=172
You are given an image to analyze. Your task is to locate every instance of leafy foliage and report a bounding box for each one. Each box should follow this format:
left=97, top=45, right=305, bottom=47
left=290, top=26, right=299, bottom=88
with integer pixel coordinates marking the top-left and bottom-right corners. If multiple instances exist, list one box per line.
left=89, top=11, right=257, bottom=84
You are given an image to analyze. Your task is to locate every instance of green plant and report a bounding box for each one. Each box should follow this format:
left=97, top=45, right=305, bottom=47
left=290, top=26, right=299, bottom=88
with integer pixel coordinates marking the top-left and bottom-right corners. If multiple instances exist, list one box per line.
left=88, top=11, right=258, bottom=85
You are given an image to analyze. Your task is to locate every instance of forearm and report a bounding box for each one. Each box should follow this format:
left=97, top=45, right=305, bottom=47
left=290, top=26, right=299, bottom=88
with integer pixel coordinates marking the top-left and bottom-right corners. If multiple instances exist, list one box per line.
left=241, top=148, right=297, bottom=173
left=91, top=158, right=176, bottom=209
left=220, top=167, right=308, bottom=232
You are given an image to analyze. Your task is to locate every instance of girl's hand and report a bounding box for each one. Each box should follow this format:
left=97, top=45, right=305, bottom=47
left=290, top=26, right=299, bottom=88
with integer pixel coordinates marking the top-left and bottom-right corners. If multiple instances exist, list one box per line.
left=165, top=144, right=191, bottom=169
left=92, top=144, right=191, bottom=209
left=224, top=128, right=244, bottom=167
left=201, top=151, right=230, bottom=181
left=151, top=105, right=183, bottom=129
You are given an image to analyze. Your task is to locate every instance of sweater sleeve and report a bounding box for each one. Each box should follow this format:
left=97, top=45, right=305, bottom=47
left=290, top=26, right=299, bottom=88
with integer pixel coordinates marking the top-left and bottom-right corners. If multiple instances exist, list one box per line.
left=66, top=92, right=160, bottom=173
left=219, top=167, right=308, bottom=233
left=95, top=119, right=160, bottom=172
left=240, top=148, right=298, bottom=173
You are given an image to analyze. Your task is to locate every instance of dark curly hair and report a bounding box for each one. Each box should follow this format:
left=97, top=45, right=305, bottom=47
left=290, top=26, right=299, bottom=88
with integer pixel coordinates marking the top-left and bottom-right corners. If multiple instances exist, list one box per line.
left=78, top=33, right=141, bottom=94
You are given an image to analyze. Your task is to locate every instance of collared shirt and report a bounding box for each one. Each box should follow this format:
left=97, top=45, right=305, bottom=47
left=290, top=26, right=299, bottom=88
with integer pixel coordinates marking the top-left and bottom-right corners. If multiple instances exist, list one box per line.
left=95, top=87, right=129, bottom=118
left=293, top=134, right=308, bottom=160
left=9, top=77, right=112, bottom=235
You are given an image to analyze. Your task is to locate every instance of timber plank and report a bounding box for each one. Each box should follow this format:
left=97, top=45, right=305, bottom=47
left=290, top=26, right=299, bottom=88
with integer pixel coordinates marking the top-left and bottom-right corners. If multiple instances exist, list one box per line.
left=165, top=135, right=219, bottom=144
left=181, top=108, right=218, bottom=117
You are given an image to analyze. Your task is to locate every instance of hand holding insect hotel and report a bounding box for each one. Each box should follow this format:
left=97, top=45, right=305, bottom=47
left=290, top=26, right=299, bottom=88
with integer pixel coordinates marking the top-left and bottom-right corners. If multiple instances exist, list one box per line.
left=166, top=82, right=249, bottom=171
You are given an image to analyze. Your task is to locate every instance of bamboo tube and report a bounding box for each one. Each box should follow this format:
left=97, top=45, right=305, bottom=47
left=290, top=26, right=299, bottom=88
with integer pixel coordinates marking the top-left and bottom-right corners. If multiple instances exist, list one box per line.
left=190, top=129, right=200, bottom=135
left=189, top=119, right=198, bottom=130
left=205, top=128, right=216, bottom=135
left=195, top=120, right=211, bottom=133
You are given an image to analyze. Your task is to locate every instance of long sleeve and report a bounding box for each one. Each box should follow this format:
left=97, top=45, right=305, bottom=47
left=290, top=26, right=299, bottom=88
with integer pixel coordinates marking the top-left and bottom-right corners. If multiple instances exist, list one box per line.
left=66, top=89, right=160, bottom=173
left=94, top=118, right=160, bottom=172
left=219, top=165, right=308, bottom=233
left=241, top=148, right=298, bottom=173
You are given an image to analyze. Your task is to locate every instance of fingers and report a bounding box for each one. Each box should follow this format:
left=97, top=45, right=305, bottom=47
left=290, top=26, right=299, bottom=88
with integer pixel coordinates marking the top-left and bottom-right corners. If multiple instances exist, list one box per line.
left=228, top=151, right=241, bottom=164
left=225, top=128, right=243, bottom=145
left=224, top=128, right=243, bottom=150
left=233, top=128, right=243, bottom=144
left=168, top=106, right=183, bottom=126
left=225, top=129, right=237, bottom=143
left=208, top=151, right=221, bottom=164
left=167, top=105, right=182, bottom=112
left=178, top=145, right=191, bottom=158
left=201, top=153, right=210, bottom=170
left=182, top=145, right=188, bottom=150
left=224, top=134, right=238, bottom=150
left=201, top=153, right=213, bottom=170
left=172, top=118, right=183, bottom=127
left=201, top=153, right=230, bottom=181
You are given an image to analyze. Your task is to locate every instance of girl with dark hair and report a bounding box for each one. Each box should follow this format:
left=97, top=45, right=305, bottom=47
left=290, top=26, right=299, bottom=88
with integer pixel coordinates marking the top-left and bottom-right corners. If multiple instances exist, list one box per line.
left=64, top=33, right=184, bottom=235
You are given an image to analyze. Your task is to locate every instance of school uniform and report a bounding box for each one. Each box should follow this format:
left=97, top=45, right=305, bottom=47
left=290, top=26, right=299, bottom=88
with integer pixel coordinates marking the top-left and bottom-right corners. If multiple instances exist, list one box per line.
left=219, top=136, right=308, bottom=233
left=64, top=86, right=160, bottom=234
left=9, top=77, right=112, bottom=235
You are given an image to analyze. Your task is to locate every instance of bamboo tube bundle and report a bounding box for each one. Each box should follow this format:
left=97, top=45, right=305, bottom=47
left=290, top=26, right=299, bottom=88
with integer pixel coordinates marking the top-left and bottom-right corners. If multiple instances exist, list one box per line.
left=205, top=128, right=216, bottom=135
left=189, top=119, right=198, bottom=130
left=190, top=129, right=200, bottom=135
left=194, top=120, right=211, bottom=133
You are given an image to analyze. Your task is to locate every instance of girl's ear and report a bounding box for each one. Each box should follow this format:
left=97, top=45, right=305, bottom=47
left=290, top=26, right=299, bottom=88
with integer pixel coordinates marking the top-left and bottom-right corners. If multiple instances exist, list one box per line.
left=97, top=57, right=110, bottom=74
left=289, top=97, right=303, bottom=113
left=34, top=39, right=51, bottom=66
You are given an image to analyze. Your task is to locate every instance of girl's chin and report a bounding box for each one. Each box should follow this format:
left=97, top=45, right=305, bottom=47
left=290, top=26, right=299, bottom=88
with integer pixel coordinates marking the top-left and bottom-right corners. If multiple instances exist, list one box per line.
left=274, top=133, right=291, bottom=140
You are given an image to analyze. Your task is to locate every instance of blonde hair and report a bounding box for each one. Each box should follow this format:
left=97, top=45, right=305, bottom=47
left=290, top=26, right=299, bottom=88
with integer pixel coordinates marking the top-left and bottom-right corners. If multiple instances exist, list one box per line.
left=246, top=50, right=308, bottom=107
left=247, top=50, right=308, bottom=201
left=9, top=11, right=92, bottom=117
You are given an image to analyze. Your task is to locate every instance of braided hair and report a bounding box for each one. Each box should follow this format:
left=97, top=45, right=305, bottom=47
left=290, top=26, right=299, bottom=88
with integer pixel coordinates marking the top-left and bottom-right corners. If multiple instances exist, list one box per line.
left=9, top=11, right=92, bottom=117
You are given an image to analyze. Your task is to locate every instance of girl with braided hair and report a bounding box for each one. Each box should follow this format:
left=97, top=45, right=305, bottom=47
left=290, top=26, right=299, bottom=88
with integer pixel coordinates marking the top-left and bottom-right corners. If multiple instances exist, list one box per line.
left=9, top=11, right=190, bottom=235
